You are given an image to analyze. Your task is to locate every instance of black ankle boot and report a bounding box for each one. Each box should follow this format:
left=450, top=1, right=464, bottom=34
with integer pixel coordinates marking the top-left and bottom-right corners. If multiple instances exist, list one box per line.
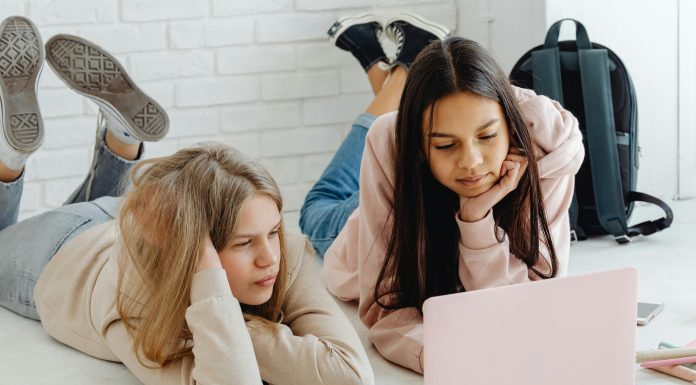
left=386, top=13, right=451, bottom=69
left=328, top=14, right=387, bottom=71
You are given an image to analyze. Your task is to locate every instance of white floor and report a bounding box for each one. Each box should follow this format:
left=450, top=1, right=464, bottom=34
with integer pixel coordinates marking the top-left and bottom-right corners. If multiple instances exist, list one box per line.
left=0, top=199, right=693, bottom=384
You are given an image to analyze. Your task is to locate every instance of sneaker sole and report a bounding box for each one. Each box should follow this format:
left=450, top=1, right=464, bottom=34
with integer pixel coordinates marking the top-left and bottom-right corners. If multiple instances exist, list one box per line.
left=327, top=13, right=382, bottom=44
left=0, top=16, right=44, bottom=153
left=45, top=34, right=168, bottom=142
left=384, top=12, right=451, bottom=42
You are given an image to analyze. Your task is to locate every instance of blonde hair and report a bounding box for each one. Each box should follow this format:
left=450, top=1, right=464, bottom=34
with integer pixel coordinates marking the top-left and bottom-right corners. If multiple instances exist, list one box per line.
left=116, top=143, right=288, bottom=367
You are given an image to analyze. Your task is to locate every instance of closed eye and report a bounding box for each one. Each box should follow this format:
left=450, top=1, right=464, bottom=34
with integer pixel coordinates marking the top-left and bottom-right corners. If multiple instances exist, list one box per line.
left=234, top=239, right=252, bottom=247
left=434, top=143, right=455, bottom=150
left=480, top=133, right=498, bottom=141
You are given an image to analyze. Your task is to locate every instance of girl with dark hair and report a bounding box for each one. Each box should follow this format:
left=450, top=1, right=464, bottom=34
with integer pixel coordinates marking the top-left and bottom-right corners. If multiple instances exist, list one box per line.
left=300, top=13, right=584, bottom=374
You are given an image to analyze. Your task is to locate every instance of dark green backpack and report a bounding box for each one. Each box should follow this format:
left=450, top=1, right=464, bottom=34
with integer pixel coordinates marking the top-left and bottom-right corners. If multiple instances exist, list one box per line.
left=509, top=19, right=672, bottom=244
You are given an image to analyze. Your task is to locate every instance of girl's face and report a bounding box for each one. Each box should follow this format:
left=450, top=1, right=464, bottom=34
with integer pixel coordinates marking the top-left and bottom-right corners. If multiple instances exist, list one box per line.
left=424, top=91, right=511, bottom=198
left=218, top=194, right=282, bottom=306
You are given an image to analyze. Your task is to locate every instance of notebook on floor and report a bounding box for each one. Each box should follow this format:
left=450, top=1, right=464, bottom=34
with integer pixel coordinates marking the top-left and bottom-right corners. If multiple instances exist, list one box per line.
left=423, top=268, right=637, bottom=385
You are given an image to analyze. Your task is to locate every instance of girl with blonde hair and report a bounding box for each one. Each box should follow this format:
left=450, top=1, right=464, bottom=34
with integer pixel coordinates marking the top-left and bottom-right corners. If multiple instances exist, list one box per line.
left=0, top=19, right=372, bottom=385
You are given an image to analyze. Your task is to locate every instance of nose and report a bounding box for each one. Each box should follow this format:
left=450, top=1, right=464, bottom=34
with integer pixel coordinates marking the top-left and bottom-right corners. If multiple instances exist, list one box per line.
left=456, top=143, right=483, bottom=169
left=255, top=238, right=279, bottom=268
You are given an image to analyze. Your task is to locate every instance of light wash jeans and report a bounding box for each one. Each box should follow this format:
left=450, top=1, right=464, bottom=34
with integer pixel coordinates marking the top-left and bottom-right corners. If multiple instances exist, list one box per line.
left=0, top=132, right=140, bottom=320
left=299, top=113, right=376, bottom=258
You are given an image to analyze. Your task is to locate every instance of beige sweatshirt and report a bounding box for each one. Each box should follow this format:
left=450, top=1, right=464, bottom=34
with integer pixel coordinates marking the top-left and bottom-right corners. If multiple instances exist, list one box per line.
left=34, top=221, right=374, bottom=385
left=322, top=86, right=585, bottom=373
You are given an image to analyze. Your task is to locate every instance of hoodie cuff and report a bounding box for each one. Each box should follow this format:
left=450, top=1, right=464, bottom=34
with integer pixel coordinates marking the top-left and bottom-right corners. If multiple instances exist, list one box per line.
left=190, top=268, right=233, bottom=304
left=455, top=210, right=501, bottom=250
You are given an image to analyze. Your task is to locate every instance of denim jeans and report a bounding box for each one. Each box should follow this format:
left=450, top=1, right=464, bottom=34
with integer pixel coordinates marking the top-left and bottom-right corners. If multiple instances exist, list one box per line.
left=299, top=113, right=375, bottom=258
left=0, top=132, right=139, bottom=320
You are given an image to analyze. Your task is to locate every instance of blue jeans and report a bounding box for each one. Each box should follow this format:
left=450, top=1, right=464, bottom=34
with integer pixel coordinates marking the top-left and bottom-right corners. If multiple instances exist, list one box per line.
left=0, top=133, right=140, bottom=320
left=300, top=113, right=375, bottom=258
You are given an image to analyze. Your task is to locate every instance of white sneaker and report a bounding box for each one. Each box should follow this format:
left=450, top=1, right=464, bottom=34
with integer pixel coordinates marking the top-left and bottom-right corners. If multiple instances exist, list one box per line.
left=45, top=34, right=168, bottom=145
left=0, top=16, right=44, bottom=170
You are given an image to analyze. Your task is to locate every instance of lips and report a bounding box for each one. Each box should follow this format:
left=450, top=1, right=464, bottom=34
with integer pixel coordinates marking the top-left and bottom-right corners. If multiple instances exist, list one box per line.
left=254, top=273, right=278, bottom=287
left=456, top=174, right=487, bottom=187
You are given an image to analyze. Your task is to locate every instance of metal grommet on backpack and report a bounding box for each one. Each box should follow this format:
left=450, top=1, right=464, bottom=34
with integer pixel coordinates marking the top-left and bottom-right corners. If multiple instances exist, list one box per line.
left=510, top=18, right=673, bottom=244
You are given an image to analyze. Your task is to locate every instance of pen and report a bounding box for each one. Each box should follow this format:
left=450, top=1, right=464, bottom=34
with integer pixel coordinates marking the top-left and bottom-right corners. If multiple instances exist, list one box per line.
left=641, top=356, right=696, bottom=369
left=636, top=348, right=696, bottom=363
left=648, top=365, right=696, bottom=382
left=659, top=342, right=696, bottom=370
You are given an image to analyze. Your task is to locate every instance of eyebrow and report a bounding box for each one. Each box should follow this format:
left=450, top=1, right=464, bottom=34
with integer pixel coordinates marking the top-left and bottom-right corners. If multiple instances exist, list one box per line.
left=429, top=118, right=499, bottom=138
left=232, top=220, right=282, bottom=238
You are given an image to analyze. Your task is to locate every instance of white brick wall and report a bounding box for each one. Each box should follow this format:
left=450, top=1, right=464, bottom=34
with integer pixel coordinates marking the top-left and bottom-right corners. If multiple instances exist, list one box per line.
left=9, top=0, right=458, bottom=229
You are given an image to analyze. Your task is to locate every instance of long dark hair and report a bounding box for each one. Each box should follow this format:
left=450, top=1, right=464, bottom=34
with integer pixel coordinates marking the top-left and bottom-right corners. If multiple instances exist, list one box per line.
left=375, top=37, right=558, bottom=312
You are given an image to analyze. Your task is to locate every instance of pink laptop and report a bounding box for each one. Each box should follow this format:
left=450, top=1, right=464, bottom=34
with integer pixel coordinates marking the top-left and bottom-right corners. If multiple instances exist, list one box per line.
left=423, top=268, right=637, bottom=385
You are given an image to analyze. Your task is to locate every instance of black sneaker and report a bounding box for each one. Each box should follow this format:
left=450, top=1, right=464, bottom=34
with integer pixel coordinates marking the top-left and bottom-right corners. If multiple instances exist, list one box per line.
left=385, top=13, right=451, bottom=69
left=0, top=16, right=44, bottom=169
left=327, top=13, right=387, bottom=71
left=45, top=34, right=168, bottom=144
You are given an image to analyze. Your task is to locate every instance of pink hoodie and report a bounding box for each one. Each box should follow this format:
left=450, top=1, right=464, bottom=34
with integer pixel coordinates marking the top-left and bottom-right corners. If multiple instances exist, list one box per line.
left=322, top=86, right=585, bottom=374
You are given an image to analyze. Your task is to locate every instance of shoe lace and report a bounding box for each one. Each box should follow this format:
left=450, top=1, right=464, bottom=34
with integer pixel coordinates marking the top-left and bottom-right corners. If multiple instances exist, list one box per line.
left=390, top=25, right=405, bottom=59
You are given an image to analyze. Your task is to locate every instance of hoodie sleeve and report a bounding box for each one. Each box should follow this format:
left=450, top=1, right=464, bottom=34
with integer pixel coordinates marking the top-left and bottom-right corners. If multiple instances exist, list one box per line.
left=322, top=112, right=427, bottom=374
left=246, top=234, right=374, bottom=385
left=457, top=86, right=585, bottom=290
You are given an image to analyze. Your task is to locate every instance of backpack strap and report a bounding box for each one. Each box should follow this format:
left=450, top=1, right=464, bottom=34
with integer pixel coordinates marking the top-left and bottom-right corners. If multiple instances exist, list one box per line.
left=624, top=192, right=674, bottom=237
left=577, top=47, right=634, bottom=243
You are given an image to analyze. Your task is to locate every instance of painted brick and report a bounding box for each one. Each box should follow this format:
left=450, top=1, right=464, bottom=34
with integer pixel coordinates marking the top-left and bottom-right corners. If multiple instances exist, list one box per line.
left=340, top=66, right=373, bottom=94
left=75, top=23, right=167, bottom=54
left=138, top=81, right=176, bottom=108
left=39, top=62, right=73, bottom=89
left=33, top=149, right=90, bottom=180
left=261, top=126, right=343, bottom=157
left=379, top=0, right=452, bottom=5
left=261, top=72, right=339, bottom=101
left=302, top=93, right=371, bottom=125
left=212, top=0, right=292, bottom=16
left=218, top=45, right=296, bottom=74
left=38, top=89, right=84, bottom=118
left=296, top=0, right=374, bottom=11
left=167, top=109, right=220, bottom=138
left=216, top=132, right=262, bottom=159
left=142, top=139, right=181, bottom=159
left=42, top=177, right=84, bottom=207
left=43, top=116, right=96, bottom=150
left=0, top=2, right=25, bottom=16
left=282, top=211, right=300, bottom=230
left=220, top=102, right=301, bottom=133
left=279, top=183, right=311, bottom=211
left=179, top=132, right=262, bottom=159
left=204, top=18, right=255, bottom=47
left=297, top=42, right=353, bottom=69
left=19, top=182, right=41, bottom=212
left=260, top=157, right=302, bottom=184
left=256, top=14, right=336, bottom=43
left=174, top=77, right=260, bottom=107
left=169, top=18, right=254, bottom=49
left=129, top=51, right=215, bottom=81
left=391, top=4, right=459, bottom=31
left=301, top=153, right=334, bottom=182
left=121, top=0, right=208, bottom=22
left=30, top=0, right=117, bottom=25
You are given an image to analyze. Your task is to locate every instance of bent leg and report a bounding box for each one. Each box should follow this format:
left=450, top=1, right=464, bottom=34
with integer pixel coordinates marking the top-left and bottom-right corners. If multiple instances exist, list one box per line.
left=0, top=174, right=22, bottom=231
left=65, top=124, right=141, bottom=204
left=0, top=196, right=118, bottom=320
left=300, top=113, right=375, bottom=257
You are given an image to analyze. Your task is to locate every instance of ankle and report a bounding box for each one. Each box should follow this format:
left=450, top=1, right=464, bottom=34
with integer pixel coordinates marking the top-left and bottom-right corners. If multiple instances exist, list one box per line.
left=105, top=130, right=140, bottom=161
left=0, top=162, right=23, bottom=183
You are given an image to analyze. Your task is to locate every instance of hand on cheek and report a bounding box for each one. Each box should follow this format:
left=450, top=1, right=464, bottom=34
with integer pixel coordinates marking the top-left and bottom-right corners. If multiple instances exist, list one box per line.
left=458, top=149, right=528, bottom=223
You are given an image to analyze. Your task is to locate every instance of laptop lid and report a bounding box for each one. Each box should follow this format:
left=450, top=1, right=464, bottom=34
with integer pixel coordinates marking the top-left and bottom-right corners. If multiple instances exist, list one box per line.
left=423, top=268, right=637, bottom=385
